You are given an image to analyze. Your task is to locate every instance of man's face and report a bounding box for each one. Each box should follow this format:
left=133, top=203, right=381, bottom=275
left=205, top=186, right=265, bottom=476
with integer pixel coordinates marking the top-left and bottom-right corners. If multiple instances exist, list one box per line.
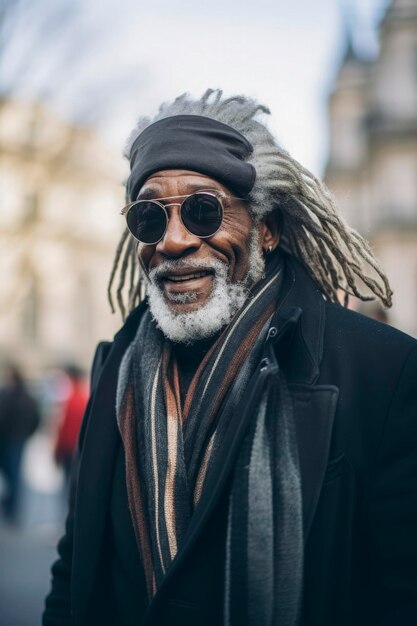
left=138, top=169, right=258, bottom=316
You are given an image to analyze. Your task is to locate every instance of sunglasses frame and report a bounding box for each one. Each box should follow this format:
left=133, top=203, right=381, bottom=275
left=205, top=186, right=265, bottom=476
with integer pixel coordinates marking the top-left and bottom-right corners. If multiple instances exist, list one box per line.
left=122, top=190, right=242, bottom=245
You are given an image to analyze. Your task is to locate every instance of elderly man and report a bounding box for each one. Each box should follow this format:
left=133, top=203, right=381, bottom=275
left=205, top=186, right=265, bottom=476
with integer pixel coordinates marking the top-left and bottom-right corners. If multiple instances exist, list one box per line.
left=44, top=90, right=417, bottom=626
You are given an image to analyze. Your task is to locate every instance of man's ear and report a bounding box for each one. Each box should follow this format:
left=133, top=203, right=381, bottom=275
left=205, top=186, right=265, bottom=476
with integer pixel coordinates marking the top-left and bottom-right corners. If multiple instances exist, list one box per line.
left=258, top=209, right=282, bottom=254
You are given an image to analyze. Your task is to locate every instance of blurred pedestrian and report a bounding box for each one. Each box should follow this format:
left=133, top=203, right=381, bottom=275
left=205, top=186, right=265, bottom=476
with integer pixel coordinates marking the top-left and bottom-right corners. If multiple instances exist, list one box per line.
left=0, top=363, right=41, bottom=523
left=53, top=365, right=88, bottom=488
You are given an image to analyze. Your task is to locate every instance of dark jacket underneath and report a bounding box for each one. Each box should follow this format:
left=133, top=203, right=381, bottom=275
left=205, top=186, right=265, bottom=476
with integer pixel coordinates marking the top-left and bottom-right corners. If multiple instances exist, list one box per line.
left=43, top=254, right=417, bottom=626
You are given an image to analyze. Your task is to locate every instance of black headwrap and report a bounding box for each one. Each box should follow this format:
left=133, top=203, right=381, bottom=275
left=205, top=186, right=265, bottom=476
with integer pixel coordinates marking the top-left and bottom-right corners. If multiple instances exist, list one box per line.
left=126, top=115, right=256, bottom=201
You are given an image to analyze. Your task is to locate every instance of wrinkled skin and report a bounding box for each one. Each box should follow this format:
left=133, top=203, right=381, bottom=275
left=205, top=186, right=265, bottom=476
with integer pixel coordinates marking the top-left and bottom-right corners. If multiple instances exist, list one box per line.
left=137, top=169, right=280, bottom=314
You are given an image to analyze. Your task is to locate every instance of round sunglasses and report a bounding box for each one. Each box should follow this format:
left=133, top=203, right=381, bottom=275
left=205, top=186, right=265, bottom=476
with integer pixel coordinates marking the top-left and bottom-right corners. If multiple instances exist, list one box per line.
left=122, top=191, right=242, bottom=245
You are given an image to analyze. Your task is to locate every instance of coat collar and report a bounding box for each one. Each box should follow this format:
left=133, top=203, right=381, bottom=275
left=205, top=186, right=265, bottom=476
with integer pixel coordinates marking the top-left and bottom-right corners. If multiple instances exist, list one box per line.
left=270, top=250, right=325, bottom=385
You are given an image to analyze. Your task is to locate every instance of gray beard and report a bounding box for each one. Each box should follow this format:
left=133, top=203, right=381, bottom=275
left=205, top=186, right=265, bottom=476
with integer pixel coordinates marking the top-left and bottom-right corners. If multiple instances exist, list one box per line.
left=146, top=229, right=265, bottom=345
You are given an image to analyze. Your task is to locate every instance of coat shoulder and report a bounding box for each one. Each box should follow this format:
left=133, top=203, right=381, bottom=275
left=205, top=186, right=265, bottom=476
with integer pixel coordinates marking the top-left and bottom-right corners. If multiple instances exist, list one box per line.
left=319, top=302, right=417, bottom=407
left=323, top=302, right=417, bottom=359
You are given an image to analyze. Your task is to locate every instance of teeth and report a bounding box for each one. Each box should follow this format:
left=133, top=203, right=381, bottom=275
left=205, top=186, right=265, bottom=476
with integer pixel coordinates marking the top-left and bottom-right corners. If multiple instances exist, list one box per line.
left=167, top=271, right=210, bottom=282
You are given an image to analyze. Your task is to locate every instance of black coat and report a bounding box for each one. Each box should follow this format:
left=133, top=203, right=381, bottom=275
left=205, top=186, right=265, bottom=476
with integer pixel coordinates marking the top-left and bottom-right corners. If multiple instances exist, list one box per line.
left=43, top=254, right=417, bottom=626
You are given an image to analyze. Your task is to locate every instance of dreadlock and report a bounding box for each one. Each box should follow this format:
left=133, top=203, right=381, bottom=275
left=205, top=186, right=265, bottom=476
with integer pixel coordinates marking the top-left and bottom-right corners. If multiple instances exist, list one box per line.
left=108, top=88, right=392, bottom=319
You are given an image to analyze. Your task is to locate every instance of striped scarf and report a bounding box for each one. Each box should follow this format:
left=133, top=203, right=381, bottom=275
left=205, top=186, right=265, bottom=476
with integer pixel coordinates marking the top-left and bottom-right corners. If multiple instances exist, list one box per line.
left=116, top=257, right=303, bottom=625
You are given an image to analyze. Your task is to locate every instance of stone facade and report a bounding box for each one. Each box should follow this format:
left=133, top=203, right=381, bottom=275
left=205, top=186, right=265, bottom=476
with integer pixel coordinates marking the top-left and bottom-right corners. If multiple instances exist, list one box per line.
left=325, top=0, right=417, bottom=336
left=0, top=98, right=127, bottom=376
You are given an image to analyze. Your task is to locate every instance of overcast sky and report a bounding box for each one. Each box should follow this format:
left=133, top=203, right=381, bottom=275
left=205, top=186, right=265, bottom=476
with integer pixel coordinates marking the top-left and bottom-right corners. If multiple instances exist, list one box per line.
left=1, top=0, right=389, bottom=175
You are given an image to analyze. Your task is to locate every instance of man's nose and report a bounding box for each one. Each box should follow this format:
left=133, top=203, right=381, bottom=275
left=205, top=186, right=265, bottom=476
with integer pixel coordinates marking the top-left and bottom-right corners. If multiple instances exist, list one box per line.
left=155, top=207, right=201, bottom=257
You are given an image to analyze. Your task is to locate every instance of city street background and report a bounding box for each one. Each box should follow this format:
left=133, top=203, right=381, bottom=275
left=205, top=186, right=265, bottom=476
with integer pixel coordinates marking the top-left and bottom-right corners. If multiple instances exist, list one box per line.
left=1, top=0, right=416, bottom=624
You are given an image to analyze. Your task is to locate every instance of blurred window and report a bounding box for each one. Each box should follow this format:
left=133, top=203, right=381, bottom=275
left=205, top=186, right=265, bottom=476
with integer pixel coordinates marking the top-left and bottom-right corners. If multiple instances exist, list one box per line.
left=22, top=274, right=39, bottom=342
left=77, top=274, right=92, bottom=340
left=415, top=46, right=417, bottom=93
left=23, top=192, right=40, bottom=224
left=24, top=114, right=38, bottom=151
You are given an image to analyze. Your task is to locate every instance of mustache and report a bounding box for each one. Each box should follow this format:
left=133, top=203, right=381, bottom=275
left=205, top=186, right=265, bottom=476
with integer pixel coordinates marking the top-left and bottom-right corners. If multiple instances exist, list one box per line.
left=148, top=258, right=228, bottom=283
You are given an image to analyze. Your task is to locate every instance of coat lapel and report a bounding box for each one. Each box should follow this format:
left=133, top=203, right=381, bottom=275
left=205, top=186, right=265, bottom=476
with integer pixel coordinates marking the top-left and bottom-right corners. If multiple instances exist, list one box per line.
left=273, top=255, right=339, bottom=540
left=289, top=383, right=339, bottom=541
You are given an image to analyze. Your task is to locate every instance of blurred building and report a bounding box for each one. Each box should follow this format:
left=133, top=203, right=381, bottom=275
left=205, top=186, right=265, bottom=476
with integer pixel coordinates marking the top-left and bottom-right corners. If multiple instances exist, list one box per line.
left=325, top=0, right=417, bottom=336
left=0, top=98, right=126, bottom=375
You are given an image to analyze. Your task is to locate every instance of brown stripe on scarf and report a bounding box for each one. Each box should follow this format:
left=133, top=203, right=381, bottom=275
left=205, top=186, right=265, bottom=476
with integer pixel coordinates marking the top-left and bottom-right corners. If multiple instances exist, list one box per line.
left=119, top=382, right=155, bottom=596
left=193, top=432, right=215, bottom=505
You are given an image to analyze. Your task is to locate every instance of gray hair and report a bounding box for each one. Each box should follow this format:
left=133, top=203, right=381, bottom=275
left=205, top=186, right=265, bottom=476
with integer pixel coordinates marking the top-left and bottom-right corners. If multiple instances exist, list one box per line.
left=108, top=89, right=392, bottom=319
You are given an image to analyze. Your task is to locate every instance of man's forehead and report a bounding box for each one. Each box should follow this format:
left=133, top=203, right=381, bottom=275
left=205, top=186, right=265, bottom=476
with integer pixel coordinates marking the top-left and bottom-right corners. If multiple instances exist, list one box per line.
left=137, top=170, right=225, bottom=198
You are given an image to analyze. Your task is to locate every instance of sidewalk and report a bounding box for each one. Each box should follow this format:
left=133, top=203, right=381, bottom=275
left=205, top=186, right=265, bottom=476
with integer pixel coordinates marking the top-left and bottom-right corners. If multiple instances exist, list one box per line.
left=0, top=433, right=67, bottom=626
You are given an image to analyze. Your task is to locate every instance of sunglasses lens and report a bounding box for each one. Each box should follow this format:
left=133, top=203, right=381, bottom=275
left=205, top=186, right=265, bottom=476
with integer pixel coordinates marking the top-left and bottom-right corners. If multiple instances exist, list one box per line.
left=181, top=193, right=223, bottom=238
left=126, top=201, right=166, bottom=244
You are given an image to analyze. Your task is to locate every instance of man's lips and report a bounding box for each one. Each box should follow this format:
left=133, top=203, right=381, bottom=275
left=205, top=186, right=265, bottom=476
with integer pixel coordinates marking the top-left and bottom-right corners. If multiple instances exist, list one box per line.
left=156, top=269, right=214, bottom=292
left=162, top=270, right=213, bottom=283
